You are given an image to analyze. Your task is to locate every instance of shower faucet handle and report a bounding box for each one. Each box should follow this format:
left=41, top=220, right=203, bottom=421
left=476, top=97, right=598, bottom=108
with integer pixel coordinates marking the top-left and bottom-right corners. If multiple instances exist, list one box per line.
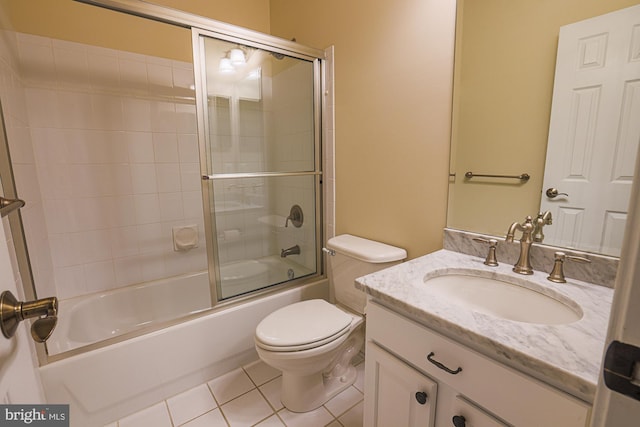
left=285, top=205, right=304, bottom=228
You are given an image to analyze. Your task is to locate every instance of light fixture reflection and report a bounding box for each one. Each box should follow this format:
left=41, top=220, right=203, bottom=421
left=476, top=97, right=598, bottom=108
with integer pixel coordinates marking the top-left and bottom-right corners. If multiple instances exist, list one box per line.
left=229, top=48, right=246, bottom=65
left=219, top=57, right=235, bottom=74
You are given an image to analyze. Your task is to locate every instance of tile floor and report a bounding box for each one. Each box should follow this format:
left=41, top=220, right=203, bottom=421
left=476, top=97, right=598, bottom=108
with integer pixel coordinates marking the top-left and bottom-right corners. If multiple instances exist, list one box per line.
left=104, top=357, right=365, bottom=427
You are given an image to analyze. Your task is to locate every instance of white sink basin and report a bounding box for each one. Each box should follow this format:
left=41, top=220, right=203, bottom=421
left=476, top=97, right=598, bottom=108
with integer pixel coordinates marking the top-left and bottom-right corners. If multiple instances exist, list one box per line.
left=424, top=274, right=582, bottom=325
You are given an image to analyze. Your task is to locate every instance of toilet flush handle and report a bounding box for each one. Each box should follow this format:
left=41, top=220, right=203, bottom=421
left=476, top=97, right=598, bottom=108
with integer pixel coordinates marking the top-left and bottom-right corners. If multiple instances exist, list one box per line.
left=322, top=247, right=335, bottom=256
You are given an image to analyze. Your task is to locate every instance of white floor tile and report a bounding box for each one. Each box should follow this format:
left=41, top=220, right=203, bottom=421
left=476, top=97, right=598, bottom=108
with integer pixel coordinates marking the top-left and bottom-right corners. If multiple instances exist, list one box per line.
left=119, top=402, right=172, bottom=427
left=325, top=386, right=363, bottom=417
left=254, top=414, right=285, bottom=426
left=244, top=359, right=281, bottom=386
left=338, top=401, right=363, bottom=427
left=181, top=408, right=228, bottom=427
left=277, top=406, right=334, bottom=427
left=103, top=423, right=118, bottom=427
left=259, top=376, right=283, bottom=411
left=208, top=367, right=256, bottom=404
left=167, top=383, right=217, bottom=426
left=325, top=421, right=342, bottom=427
left=221, top=389, right=273, bottom=426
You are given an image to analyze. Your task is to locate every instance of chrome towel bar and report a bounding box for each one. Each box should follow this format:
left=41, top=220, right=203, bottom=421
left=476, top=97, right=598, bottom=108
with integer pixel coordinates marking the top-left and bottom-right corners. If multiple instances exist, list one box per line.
left=0, top=197, right=25, bottom=218
left=464, top=171, right=530, bottom=181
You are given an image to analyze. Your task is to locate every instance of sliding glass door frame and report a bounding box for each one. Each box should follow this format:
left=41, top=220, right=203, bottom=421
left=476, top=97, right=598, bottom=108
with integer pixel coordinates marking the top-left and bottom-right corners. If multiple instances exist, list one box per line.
left=192, top=27, right=325, bottom=306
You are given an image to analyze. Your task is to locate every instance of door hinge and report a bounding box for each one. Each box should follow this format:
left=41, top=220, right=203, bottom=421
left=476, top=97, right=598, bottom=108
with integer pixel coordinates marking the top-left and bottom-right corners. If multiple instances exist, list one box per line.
left=603, top=340, right=640, bottom=401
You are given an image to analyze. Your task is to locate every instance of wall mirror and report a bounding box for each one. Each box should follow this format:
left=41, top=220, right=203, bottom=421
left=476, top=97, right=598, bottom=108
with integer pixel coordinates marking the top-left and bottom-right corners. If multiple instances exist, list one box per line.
left=447, top=0, right=640, bottom=257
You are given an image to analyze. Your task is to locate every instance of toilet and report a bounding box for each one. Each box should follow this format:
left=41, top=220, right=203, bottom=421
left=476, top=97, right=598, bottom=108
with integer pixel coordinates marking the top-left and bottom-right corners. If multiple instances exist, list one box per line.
left=255, top=234, right=407, bottom=412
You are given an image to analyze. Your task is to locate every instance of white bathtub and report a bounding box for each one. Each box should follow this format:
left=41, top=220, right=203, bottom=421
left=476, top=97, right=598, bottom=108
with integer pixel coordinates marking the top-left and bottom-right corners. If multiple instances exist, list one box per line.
left=47, top=272, right=211, bottom=355
left=40, top=262, right=326, bottom=426
left=47, top=257, right=314, bottom=355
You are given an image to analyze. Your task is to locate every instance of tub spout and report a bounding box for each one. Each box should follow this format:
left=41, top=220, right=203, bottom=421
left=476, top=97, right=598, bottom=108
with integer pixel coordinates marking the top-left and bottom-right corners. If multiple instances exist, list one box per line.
left=281, top=245, right=301, bottom=258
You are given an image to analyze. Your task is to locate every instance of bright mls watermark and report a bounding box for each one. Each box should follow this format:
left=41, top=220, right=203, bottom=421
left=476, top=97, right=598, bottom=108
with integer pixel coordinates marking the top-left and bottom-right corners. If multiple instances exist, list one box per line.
left=0, top=405, right=69, bottom=426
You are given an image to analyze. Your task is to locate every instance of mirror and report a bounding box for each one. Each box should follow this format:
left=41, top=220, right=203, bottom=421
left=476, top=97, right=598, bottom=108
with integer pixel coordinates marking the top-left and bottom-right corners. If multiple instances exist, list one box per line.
left=447, top=0, right=640, bottom=256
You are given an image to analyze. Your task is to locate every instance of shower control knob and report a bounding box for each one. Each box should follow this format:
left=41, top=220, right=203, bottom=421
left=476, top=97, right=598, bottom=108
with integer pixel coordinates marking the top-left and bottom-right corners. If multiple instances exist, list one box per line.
left=415, top=391, right=428, bottom=405
left=452, top=415, right=466, bottom=427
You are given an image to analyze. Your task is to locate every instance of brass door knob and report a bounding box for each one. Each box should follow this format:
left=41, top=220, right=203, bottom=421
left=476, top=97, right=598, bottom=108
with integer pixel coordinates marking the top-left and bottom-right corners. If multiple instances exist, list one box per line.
left=0, top=291, right=58, bottom=343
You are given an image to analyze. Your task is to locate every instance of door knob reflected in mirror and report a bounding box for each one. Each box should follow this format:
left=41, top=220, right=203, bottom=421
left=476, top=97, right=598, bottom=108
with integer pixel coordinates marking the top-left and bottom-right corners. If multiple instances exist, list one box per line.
left=546, top=188, right=569, bottom=199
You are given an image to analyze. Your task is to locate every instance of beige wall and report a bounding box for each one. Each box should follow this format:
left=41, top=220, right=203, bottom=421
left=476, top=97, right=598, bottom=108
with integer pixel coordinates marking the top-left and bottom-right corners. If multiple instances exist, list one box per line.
left=1, top=0, right=271, bottom=62
left=448, top=0, right=640, bottom=237
left=270, top=0, right=456, bottom=258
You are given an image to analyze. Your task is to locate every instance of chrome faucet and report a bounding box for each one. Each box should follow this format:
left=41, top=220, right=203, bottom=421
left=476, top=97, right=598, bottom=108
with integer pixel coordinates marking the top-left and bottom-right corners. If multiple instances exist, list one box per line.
left=505, top=216, right=535, bottom=275
left=281, top=244, right=301, bottom=258
left=532, top=211, right=553, bottom=242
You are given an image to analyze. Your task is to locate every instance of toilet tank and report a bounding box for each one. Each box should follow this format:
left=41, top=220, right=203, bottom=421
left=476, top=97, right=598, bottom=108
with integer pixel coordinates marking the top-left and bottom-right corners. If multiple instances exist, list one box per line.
left=326, top=234, right=407, bottom=314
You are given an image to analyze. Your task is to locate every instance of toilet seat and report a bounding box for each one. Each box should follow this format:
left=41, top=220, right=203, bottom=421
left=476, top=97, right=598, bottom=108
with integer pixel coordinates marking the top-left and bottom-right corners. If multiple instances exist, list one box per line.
left=255, top=299, right=353, bottom=352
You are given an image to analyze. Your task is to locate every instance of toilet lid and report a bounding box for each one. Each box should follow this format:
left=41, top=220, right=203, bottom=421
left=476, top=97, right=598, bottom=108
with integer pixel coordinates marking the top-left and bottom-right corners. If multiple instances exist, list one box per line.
left=255, top=299, right=353, bottom=349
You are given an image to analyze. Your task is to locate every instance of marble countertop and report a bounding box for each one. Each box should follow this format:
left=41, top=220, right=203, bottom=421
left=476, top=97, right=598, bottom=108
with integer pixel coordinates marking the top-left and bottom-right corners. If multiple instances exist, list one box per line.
left=355, top=249, right=614, bottom=403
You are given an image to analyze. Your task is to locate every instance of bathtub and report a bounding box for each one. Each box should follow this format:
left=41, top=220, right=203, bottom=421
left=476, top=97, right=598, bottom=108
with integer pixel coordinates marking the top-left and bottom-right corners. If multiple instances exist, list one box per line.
left=40, top=261, right=326, bottom=426
left=47, top=272, right=211, bottom=355
left=47, top=257, right=314, bottom=355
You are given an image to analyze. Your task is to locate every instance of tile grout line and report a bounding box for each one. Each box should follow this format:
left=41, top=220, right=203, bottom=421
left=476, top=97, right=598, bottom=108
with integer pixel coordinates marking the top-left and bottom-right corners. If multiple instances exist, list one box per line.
left=205, top=380, right=231, bottom=427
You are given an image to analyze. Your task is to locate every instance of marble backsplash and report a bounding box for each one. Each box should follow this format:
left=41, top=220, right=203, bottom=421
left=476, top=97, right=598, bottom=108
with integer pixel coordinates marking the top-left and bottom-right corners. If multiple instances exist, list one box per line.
left=443, top=228, right=618, bottom=288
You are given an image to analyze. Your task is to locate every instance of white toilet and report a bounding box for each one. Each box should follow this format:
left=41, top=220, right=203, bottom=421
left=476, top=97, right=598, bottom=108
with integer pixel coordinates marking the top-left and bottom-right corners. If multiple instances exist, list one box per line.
left=255, top=234, right=407, bottom=412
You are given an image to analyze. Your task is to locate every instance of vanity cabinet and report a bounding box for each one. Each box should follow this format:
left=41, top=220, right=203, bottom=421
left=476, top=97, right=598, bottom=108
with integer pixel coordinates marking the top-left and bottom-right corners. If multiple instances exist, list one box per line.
left=363, top=301, right=591, bottom=427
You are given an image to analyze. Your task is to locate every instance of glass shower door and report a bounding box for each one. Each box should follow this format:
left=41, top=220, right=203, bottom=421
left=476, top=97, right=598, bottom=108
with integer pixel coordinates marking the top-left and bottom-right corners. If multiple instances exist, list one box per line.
left=194, top=32, right=322, bottom=301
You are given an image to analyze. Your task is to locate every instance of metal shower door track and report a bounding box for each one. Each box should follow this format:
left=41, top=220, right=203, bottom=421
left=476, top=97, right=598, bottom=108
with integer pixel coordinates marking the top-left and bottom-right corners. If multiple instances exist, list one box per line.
left=74, top=0, right=326, bottom=60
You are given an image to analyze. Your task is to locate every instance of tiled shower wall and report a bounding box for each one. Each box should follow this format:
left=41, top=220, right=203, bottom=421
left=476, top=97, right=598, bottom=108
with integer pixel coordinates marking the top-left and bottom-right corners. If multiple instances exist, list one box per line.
left=3, top=30, right=334, bottom=303
left=15, top=33, right=207, bottom=300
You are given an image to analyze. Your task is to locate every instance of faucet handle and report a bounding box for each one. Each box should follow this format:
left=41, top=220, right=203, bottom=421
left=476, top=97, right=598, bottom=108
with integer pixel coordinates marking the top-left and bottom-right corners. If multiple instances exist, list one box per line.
left=473, top=238, right=499, bottom=266
left=547, top=251, right=591, bottom=283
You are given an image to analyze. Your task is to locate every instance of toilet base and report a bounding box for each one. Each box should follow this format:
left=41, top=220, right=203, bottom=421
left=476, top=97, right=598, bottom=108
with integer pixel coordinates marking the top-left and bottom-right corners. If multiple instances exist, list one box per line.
left=281, top=364, right=357, bottom=413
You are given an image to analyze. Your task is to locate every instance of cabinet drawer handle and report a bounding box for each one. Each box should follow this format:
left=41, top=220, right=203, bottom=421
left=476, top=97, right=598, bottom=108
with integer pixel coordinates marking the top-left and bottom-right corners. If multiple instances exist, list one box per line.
left=427, top=352, right=462, bottom=374
left=452, top=415, right=466, bottom=427
left=415, top=391, right=428, bottom=405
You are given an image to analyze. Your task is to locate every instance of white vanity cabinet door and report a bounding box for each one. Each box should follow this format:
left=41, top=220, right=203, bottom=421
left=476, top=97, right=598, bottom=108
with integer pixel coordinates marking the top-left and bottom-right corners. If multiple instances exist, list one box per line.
left=366, top=301, right=591, bottom=427
left=450, top=396, right=509, bottom=427
left=364, top=341, right=438, bottom=427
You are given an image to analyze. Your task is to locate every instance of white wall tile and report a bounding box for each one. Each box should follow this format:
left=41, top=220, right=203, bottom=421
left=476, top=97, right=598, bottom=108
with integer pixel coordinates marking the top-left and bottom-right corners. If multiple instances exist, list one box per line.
left=71, top=229, right=112, bottom=264
left=110, top=225, right=139, bottom=257
left=113, top=256, right=143, bottom=286
left=118, top=58, right=148, bottom=92
left=25, top=88, right=60, bottom=128
left=122, top=98, right=152, bottom=131
left=155, top=163, right=181, bottom=193
left=87, top=51, right=120, bottom=89
left=83, top=260, right=116, bottom=293
left=16, top=35, right=207, bottom=301
left=180, top=162, right=201, bottom=192
left=54, top=46, right=90, bottom=89
left=130, top=164, right=158, bottom=194
left=91, top=94, right=123, bottom=130
left=152, top=132, right=178, bottom=163
left=150, top=101, right=176, bottom=132
left=158, top=192, right=184, bottom=221
left=125, top=131, right=154, bottom=163
left=137, top=223, right=164, bottom=254
left=134, top=194, right=161, bottom=224
left=177, top=133, right=199, bottom=162
left=106, top=195, right=137, bottom=227
left=147, top=63, right=173, bottom=90
left=176, top=103, right=197, bottom=133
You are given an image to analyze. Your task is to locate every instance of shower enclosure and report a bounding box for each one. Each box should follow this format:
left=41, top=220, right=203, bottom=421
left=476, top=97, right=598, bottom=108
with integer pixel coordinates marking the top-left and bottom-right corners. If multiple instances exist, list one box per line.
left=194, top=31, right=322, bottom=302
left=0, top=0, right=327, bottom=358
